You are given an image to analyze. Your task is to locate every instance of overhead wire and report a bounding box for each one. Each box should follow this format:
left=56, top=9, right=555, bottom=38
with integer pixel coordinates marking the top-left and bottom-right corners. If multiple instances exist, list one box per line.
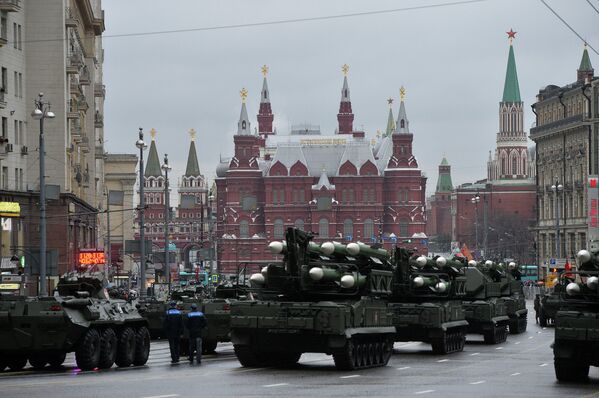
left=585, top=0, right=599, bottom=15
left=540, top=0, right=599, bottom=55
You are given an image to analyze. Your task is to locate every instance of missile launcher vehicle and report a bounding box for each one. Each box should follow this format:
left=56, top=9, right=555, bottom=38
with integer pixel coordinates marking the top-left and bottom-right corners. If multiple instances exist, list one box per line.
left=553, top=249, right=599, bottom=381
left=534, top=287, right=561, bottom=327
left=231, top=228, right=396, bottom=370
left=388, top=250, right=468, bottom=354
left=0, top=273, right=150, bottom=372
left=462, top=260, right=510, bottom=344
left=498, top=262, right=528, bottom=334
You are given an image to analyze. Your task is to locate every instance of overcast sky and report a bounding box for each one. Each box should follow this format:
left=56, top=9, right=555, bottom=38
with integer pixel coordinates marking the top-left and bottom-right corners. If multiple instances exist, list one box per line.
left=102, top=0, right=598, bottom=196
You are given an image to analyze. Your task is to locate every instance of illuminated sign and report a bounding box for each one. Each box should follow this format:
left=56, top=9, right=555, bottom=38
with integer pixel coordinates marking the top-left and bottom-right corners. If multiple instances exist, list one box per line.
left=589, top=176, right=599, bottom=251
left=0, top=283, right=20, bottom=290
left=78, top=251, right=106, bottom=265
left=0, top=202, right=20, bottom=217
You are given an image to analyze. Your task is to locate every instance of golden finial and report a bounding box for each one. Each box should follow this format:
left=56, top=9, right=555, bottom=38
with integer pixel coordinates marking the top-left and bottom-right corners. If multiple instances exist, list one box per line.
left=341, top=64, right=349, bottom=76
left=387, top=98, right=394, bottom=107
left=150, top=128, right=157, bottom=140
left=371, top=138, right=376, bottom=146
left=400, top=86, right=406, bottom=101
left=240, top=87, right=248, bottom=103
left=189, top=128, right=196, bottom=141
left=261, top=65, right=269, bottom=77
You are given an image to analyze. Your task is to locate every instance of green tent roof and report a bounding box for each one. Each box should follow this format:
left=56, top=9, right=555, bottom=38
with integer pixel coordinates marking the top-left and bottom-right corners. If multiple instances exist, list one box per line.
left=579, top=47, right=593, bottom=71
left=385, top=107, right=395, bottom=137
left=436, top=158, right=453, bottom=192
left=185, top=140, right=201, bottom=176
left=440, top=157, right=449, bottom=166
left=502, top=44, right=521, bottom=103
left=144, top=139, right=162, bottom=177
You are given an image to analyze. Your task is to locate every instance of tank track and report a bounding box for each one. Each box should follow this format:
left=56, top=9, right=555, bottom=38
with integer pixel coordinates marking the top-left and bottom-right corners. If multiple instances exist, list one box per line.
left=508, top=315, right=527, bottom=334
left=483, top=324, right=508, bottom=344
left=332, top=335, right=393, bottom=370
left=431, top=329, right=465, bottom=354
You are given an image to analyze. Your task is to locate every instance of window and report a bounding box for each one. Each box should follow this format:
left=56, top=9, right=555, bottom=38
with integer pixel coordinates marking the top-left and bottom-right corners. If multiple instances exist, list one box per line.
left=239, top=220, right=249, bottom=238
left=13, top=120, right=17, bottom=144
left=364, top=219, right=374, bottom=240
left=343, top=219, right=353, bottom=239
left=318, top=218, right=329, bottom=238
left=1, top=67, right=7, bottom=94
left=13, top=71, right=17, bottom=97
left=399, top=220, right=409, bottom=237
left=294, top=219, right=304, bottom=231
left=1, top=117, right=7, bottom=139
left=17, top=24, right=21, bottom=50
left=2, top=167, right=7, bottom=189
left=274, top=218, right=284, bottom=239
left=14, top=168, right=17, bottom=190
left=12, top=23, right=16, bottom=49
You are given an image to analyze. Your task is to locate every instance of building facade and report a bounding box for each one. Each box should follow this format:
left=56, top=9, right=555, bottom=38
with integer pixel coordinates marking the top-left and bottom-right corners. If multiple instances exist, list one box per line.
left=214, top=68, right=428, bottom=277
left=530, top=45, right=599, bottom=265
left=0, top=0, right=105, bottom=286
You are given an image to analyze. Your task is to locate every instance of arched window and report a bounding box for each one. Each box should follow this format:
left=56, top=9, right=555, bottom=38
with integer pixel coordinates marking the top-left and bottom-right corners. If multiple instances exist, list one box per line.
left=242, top=121, right=246, bottom=129
left=239, top=220, right=249, bottom=238
left=364, top=219, right=374, bottom=241
left=318, top=218, right=329, bottom=238
left=343, top=219, right=353, bottom=239
left=512, top=156, right=518, bottom=175
left=400, top=119, right=405, bottom=128
left=274, top=218, right=284, bottom=239
left=399, top=220, right=409, bottom=237
left=294, top=219, right=304, bottom=231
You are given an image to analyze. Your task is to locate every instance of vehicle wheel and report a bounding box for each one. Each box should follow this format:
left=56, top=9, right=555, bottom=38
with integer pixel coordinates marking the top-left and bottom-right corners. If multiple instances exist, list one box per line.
left=75, top=328, right=101, bottom=370
left=382, top=337, right=393, bottom=365
left=115, top=327, right=136, bottom=368
left=98, top=328, right=118, bottom=369
left=555, top=358, right=589, bottom=382
left=234, top=345, right=266, bottom=367
left=7, top=356, right=27, bottom=371
left=202, top=339, right=218, bottom=354
left=28, top=355, right=48, bottom=370
left=539, top=311, right=548, bottom=327
left=134, top=327, right=151, bottom=366
left=48, top=353, right=66, bottom=369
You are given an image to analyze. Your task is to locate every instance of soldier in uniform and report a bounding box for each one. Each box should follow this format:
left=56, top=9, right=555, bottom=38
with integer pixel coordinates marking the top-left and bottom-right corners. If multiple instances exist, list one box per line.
left=163, top=301, right=184, bottom=363
left=185, top=303, right=208, bottom=364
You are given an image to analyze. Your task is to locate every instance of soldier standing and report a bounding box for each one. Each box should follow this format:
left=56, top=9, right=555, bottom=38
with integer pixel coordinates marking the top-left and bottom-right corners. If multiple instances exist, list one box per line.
left=163, top=301, right=184, bottom=363
left=185, top=303, right=208, bottom=364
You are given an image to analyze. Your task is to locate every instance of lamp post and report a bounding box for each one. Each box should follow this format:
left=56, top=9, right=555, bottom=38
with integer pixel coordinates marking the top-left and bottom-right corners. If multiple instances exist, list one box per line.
left=471, top=194, right=481, bottom=256
left=161, top=154, right=172, bottom=294
left=31, top=93, right=55, bottom=296
left=208, top=192, right=215, bottom=276
left=551, top=180, right=564, bottom=259
left=135, top=128, right=148, bottom=298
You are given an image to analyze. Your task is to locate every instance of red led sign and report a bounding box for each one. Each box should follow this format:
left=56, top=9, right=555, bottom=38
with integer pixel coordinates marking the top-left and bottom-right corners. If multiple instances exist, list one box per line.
left=78, top=251, right=106, bottom=265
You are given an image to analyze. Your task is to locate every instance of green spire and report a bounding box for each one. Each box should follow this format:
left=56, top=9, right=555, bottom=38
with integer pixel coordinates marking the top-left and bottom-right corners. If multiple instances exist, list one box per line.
left=436, top=157, right=453, bottom=192
left=185, top=139, right=201, bottom=177
left=144, top=131, right=162, bottom=177
left=385, top=106, right=395, bottom=137
left=579, top=46, right=593, bottom=71
left=502, top=44, right=521, bottom=103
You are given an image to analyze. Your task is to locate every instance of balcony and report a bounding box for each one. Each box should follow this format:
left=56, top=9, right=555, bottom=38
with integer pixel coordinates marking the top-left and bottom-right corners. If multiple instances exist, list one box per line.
left=0, top=89, right=6, bottom=109
left=94, top=84, right=105, bottom=98
left=530, top=114, right=584, bottom=139
left=0, top=0, right=21, bottom=12
left=69, top=76, right=81, bottom=94
left=66, top=52, right=84, bottom=74
left=0, top=23, right=6, bottom=47
left=67, top=99, right=79, bottom=119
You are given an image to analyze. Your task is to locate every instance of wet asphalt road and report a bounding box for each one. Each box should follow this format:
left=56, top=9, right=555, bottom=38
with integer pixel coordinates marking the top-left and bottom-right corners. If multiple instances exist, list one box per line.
left=0, top=301, right=598, bottom=398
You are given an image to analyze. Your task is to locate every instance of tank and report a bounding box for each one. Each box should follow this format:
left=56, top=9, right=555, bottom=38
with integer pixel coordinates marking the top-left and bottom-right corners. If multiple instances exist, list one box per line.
left=0, top=272, right=150, bottom=372
left=552, top=249, right=599, bottom=381
left=230, top=228, right=396, bottom=370
left=461, top=260, right=510, bottom=344
left=498, top=262, right=528, bottom=334
left=388, top=250, right=468, bottom=354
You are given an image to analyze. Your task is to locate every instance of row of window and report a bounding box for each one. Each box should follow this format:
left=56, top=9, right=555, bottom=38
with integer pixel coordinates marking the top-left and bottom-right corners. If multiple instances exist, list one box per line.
left=0, top=165, right=24, bottom=191
left=538, top=231, right=586, bottom=260
left=147, top=212, right=204, bottom=219
left=539, top=193, right=586, bottom=220
left=1, top=117, right=25, bottom=146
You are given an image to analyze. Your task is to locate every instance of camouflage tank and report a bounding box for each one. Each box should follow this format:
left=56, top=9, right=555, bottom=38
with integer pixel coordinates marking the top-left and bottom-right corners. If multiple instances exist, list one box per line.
left=553, top=249, right=599, bottom=381
left=0, top=273, right=150, bottom=372
left=534, top=286, right=561, bottom=327
left=497, top=262, right=528, bottom=334
left=388, top=249, right=468, bottom=354
left=462, top=260, right=510, bottom=344
left=230, top=228, right=396, bottom=370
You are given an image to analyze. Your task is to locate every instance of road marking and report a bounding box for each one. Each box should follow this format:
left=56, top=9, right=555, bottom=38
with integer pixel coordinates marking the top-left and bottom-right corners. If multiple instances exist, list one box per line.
left=529, top=336, right=534, bottom=339
left=397, top=366, right=411, bottom=370
left=539, top=363, right=548, bottom=367
left=495, top=347, right=503, bottom=350
left=510, top=372, right=521, bottom=376
left=414, top=390, right=435, bottom=395
left=141, top=395, right=179, bottom=398
left=340, top=375, right=360, bottom=379
left=437, top=359, right=449, bottom=363
left=264, top=383, right=289, bottom=388
left=470, top=352, right=479, bottom=356
left=470, top=380, right=486, bottom=385
left=514, top=342, right=520, bottom=345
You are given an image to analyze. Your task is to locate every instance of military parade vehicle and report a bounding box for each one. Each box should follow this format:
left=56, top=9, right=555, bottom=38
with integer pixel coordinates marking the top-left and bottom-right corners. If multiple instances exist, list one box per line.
left=230, top=228, right=396, bottom=370
left=388, top=250, right=468, bottom=354
left=552, top=248, right=599, bottom=381
left=462, top=260, right=510, bottom=344
left=0, top=272, right=150, bottom=372
left=534, top=287, right=561, bottom=327
left=499, top=262, right=528, bottom=334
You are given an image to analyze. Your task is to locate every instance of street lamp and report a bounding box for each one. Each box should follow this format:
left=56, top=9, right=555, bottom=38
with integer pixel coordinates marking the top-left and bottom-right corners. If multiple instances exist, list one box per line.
left=471, top=194, right=481, bottom=256
left=161, top=154, right=172, bottom=293
left=31, top=93, right=55, bottom=296
left=551, top=180, right=564, bottom=259
left=135, top=128, right=148, bottom=298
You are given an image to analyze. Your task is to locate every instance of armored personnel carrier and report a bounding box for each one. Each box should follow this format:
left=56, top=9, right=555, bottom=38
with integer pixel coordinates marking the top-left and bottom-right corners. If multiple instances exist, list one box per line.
left=0, top=273, right=150, bottom=372
left=389, top=249, right=468, bottom=354
left=553, top=249, right=599, bottom=381
left=462, top=260, right=510, bottom=344
left=498, top=262, right=528, bottom=334
left=535, top=287, right=561, bottom=326
left=230, top=228, right=396, bottom=370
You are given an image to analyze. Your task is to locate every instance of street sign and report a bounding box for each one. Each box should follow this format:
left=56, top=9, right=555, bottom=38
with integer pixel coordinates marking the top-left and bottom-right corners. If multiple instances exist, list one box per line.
left=550, top=258, right=556, bottom=265
left=211, top=274, right=218, bottom=283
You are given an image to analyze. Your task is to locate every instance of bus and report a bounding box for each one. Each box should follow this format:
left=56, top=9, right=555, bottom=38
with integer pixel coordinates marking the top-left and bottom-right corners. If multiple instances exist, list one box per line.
left=520, top=265, right=539, bottom=283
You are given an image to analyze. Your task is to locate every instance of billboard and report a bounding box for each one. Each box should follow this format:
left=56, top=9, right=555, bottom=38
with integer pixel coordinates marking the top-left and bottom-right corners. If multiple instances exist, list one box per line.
left=588, top=175, right=599, bottom=251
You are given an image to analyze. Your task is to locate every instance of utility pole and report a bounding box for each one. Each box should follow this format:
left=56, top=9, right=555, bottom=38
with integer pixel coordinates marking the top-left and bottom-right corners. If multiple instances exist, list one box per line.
left=136, top=129, right=148, bottom=298
left=162, top=154, right=172, bottom=294
left=106, top=195, right=111, bottom=282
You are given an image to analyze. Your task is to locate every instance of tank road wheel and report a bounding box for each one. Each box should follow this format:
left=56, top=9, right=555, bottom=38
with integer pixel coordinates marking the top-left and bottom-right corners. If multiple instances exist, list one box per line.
left=539, top=310, right=548, bottom=327
left=115, top=327, right=136, bottom=368
left=555, top=358, right=590, bottom=382
left=202, top=339, right=218, bottom=354
left=28, top=355, right=48, bottom=370
left=48, top=353, right=67, bottom=369
left=432, top=332, right=449, bottom=355
left=234, top=345, right=267, bottom=367
left=98, top=328, right=118, bottom=369
left=381, top=337, right=393, bottom=365
left=134, top=327, right=151, bottom=366
left=75, top=328, right=101, bottom=370
left=483, top=324, right=507, bottom=344
left=7, top=356, right=27, bottom=371
left=332, top=339, right=356, bottom=371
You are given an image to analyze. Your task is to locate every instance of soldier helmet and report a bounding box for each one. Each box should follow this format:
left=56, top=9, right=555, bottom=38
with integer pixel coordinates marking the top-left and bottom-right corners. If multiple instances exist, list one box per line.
left=190, top=303, right=198, bottom=310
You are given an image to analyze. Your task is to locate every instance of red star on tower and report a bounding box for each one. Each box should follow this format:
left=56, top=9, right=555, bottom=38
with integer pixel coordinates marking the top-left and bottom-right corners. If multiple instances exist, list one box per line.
left=506, top=29, right=517, bottom=40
